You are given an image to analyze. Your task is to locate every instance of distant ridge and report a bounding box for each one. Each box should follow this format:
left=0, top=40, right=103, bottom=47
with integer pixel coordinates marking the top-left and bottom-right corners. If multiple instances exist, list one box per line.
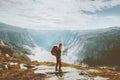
left=0, top=22, right=36, bottom=55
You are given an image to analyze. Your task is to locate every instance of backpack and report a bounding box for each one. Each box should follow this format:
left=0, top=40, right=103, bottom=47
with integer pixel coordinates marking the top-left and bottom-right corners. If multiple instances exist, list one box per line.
left=51, top=46, right=57, bottom=56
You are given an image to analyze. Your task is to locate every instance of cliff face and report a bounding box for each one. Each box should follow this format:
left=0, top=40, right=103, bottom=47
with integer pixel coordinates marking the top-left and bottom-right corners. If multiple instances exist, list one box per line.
left=30, top=27, right=120, bottom=66
left=64, top=27, right=120, bottom=66
left=0, top=22, right=37, bottom=61
left=1, top=22, right=120, bottom=66
left=0, top=38, right=30, bottom=61
left=80, top=27, right=120, bottom=66
left=0, top=22, right=36, bottom=54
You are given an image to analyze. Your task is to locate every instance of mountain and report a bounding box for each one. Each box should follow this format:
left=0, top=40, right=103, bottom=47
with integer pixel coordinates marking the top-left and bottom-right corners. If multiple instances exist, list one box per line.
left=63, top=27, right=120, bottom=66
left=1, top=22, right=120, bottom=66
left=30, top=27, right=120, bottom=66
left=0, top=38, right=30, bottom=61
left=80, top=27, right=120, bottom=66
left=0, top=22, right=36, bottom=54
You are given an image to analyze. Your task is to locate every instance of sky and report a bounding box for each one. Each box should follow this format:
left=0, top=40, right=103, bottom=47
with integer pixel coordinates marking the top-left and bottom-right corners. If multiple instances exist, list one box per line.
left=0, top=0, right=120, bottom=30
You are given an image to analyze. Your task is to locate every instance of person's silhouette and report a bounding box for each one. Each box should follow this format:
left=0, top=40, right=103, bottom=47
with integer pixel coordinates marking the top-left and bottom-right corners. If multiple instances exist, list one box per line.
left=55, top=43, right=62, bottom=72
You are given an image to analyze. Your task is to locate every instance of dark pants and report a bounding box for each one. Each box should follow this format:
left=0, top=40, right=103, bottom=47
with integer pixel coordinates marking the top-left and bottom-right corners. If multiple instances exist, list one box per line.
left=55, top=56, right=62, bottom=71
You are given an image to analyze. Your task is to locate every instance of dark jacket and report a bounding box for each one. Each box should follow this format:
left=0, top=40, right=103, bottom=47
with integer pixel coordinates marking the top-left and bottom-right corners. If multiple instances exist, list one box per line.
left=57, top=49, right=61, bottom=58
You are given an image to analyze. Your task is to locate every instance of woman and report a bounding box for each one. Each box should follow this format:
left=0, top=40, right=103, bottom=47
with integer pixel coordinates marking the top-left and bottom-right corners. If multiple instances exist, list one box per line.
left=55, top=43, right=62, bottom=72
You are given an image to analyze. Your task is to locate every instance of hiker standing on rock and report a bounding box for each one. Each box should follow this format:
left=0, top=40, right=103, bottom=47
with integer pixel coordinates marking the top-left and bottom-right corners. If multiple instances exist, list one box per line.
left=56, top=43, right=62, bottom=72
left=51, top=43, right=62, bottom=72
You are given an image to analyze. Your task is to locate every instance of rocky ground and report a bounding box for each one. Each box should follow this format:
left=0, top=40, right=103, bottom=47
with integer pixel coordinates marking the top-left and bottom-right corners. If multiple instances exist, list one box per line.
left=0, top=55, right=120, bottom=80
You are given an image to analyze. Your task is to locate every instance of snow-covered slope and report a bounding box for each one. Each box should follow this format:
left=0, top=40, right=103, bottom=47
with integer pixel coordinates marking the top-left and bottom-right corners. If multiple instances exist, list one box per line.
left=0, top=22, right=36, bottom=55
left=30, top=27, right=120, bottom=66
left=1, top=22, right=120, bottom=66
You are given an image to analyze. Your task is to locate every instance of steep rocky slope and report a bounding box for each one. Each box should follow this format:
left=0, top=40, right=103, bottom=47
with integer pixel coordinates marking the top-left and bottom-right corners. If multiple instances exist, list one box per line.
left=30, top=27, right=120, bottom=66
left=0, top=38, right=30, bottom=61
left=0, top=22, right=35, bottom=55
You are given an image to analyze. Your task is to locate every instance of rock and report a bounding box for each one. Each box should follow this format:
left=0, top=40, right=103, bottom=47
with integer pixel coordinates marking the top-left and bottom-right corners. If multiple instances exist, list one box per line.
left=113, top=66, right=120, bottom=71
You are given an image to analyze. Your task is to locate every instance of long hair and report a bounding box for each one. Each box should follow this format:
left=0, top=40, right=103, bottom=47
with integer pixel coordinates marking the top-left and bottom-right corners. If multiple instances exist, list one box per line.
left=59, top=43, right=62, bottom=50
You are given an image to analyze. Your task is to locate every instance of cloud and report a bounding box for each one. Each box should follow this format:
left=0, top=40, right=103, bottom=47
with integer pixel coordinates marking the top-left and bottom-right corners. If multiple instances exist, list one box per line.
left=78, top=0, right=120, bottom=12
left=0, top=0, right=120, bottom=30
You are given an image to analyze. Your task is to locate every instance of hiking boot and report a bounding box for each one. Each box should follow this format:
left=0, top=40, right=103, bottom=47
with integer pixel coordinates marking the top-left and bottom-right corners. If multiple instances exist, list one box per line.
left=55, top=68, right=58, bottom=71
left=59, top=69, right=62, bottom=72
